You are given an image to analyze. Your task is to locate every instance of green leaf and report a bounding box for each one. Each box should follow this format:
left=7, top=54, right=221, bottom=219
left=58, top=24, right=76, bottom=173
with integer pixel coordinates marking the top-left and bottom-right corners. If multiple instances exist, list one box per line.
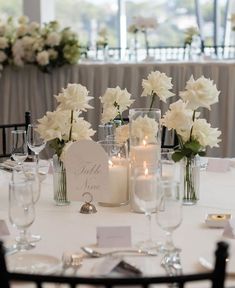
left=198, top=151, right=206, bottom=156
left=184, top=140, right=201, bottom=153
left=172, top=151, right=185, bottom=162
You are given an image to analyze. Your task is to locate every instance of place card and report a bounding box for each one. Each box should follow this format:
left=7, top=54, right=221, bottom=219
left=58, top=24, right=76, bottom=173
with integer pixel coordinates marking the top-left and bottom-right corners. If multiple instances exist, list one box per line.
left=0, top=220, right=10, bottom=236
left=206, top=158, right=230, bottom=173
left=64, top=140, right=109, bottom=202
left=223, top=219, right=235, bottom=239
left=97, top=226, right=131, bottom=247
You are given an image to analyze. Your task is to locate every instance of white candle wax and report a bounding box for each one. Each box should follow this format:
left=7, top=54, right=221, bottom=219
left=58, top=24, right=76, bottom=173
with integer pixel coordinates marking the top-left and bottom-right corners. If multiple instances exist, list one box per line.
left=108, top=163, right=128, bottom=204
left=130, top=144, right=160, bottom=165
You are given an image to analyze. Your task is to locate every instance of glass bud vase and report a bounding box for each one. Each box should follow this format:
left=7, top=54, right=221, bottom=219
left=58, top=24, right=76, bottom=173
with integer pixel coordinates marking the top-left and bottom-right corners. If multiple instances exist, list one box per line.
left=182, top=156, right=200, bottom=205
left=52, top=154, right=70, bottom=206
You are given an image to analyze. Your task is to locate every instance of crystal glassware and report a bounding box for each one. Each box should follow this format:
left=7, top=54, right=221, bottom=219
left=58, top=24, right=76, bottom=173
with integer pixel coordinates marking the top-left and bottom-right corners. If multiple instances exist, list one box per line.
left=132, top=165, right=159, bottom=250
left=11, top=130, right=28, bottom=168
left=9, top=178, right=35, bottom=251
left=27, top=124, right=46, bottom=168
left=156, top=180, right=182, bottom=253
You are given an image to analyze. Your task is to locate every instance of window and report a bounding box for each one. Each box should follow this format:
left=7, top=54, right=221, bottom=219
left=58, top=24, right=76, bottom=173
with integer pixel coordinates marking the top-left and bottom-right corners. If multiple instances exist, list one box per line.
left=0, top=0, right=22, bottom=19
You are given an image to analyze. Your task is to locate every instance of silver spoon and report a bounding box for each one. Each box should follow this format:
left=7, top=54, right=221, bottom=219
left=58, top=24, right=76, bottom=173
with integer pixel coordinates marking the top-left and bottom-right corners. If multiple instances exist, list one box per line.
left=81, top=246, right=158, bottom=257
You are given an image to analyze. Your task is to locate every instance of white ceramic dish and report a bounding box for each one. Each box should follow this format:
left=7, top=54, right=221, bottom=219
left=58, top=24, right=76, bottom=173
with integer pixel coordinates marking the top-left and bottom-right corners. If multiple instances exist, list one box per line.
left=7, top=252, right=60, bottom=274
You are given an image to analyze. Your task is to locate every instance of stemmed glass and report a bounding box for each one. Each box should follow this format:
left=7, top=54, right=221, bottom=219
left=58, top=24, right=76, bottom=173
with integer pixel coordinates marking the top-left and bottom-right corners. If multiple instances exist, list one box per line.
left=9, top=178, right=35, bottom=251
left=156, top=180, right=182, bottom=253
left=133, top=165, right=158, bottom=250
left=11, top=130, right=28, bottom=168
left=27, top=124, right=46, bottom=169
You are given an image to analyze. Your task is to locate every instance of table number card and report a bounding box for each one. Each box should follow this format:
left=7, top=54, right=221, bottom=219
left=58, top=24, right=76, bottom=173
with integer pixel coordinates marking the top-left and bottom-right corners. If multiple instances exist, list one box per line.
left=64, top=140, right=109, bottom=202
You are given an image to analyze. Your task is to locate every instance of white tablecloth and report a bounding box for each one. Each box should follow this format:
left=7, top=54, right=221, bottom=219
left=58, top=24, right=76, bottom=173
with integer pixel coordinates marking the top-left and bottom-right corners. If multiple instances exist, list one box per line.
left=1, top=60, right=235, bottom=157
left=0, top=165, right=234, bottom=286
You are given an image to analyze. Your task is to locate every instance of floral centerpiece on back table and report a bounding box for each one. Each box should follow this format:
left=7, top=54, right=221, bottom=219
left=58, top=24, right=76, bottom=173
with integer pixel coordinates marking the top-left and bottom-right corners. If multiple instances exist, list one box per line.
left=162, top=75, right=221, bottom=204
left=37, top=83, right=95, bottom=205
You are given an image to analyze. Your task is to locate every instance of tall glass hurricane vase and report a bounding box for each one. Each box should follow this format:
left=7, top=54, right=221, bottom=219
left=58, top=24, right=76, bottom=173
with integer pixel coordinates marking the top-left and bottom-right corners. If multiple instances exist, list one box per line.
left=52, top=155, right=70, bottom=206
left=182, top=156, right=200, bottom=205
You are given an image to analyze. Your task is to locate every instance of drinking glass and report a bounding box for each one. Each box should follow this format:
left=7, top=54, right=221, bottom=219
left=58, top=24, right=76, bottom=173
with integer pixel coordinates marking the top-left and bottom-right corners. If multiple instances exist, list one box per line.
left=156, top=180, right=182, bottom=253
left=9, top=179, right=35, bottom=251
left=27, top=124, right=46, bottom=168
left=11, top=130, right=28, bottom=167
left=132, top=165, right=158, bottom=250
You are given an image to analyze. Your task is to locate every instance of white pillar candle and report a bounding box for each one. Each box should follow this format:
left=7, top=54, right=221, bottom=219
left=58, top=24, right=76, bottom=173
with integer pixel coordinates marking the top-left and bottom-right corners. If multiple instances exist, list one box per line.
left=108, top=159, right=128, bottom=204
left=130, top=143, right=160, bottom=166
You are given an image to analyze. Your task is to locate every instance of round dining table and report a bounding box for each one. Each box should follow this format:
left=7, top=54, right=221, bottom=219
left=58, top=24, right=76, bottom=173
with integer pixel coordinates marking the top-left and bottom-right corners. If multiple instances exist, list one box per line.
left=0, top=160, right=234, bottom=287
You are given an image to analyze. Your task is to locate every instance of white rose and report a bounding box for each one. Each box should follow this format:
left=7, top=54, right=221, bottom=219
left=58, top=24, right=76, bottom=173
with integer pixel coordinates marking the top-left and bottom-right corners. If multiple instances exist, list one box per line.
left=0, top=51, right=7, bottom=62
left=180, top=75, right=220, bottom=110
left=36, top=50, right=49, bottom=66
left=55, top=83, right=93, bottom=112
left=33, top=38, right=44, bottom=51
left=161, top=100, right=193, bottom=141
left=131, top=115, right=158, bottom=143
left=22, top=36, right=34, bottom=48
left=101, top=106, right=118, bottom=124
left=28, top=21, right=40, bottom=34
left=46, top=32, right=61, bottom=47
left=12, top=39, right=24, bottom=61
left=71, top=117, right=96, bottom=141
left=115, top=124, right=130, bottom=143
left=37, top=110, right=70, bottom=142
left=192, top=118, right=221, bottom=148
left=0, top=37, right=8, bottom=49
left=141, top=70, right=175, bottom=102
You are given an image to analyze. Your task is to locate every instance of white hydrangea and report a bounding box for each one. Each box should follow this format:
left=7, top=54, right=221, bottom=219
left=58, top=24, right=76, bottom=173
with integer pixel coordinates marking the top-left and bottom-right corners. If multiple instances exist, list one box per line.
left=131, top=115, right=158, bottom=143
left=101, top=106, right=118, bottom=124
left=141, top=70, right=175, bottom=102
left=36, top=50, right=49, bottom=66
left=180, top=75, right=220, bottom=110
left=16, top=24, right=28, bottom=37
left=55, top=83, right=93, bottom=112
left=48, top=48, right=58, bottom=60
left=46, top=32, right=61, bottom=47
left=18, top=15, right=29, bottom=25
left=28, top=21, right=40, bottom=34
left=192, top=118, right=221, bottom=148
left=71, top=117, right=96, bottom=140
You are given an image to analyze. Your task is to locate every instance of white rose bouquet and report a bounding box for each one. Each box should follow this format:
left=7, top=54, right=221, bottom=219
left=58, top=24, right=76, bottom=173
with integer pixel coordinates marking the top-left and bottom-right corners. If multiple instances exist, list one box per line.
left=37, top=83, right=95, bottom=158
left=162, top=75, right=221, bottom=161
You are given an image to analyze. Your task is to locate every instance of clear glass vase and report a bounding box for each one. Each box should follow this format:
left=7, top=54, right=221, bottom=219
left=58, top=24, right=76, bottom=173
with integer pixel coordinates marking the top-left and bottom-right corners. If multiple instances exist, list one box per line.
left=52, top=154, right=70, bottom=206
left=182, top=156, right=200, bottom=205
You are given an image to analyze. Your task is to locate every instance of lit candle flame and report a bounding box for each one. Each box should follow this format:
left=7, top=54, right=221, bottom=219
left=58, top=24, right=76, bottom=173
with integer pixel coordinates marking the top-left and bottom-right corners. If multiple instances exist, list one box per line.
left=118, top=153, right=121, bottom=158
left=109, top=160, right=113, bottom=167
left=143, top=139, right=147, bottom=146
left=143, top=161, right=147, bottom=168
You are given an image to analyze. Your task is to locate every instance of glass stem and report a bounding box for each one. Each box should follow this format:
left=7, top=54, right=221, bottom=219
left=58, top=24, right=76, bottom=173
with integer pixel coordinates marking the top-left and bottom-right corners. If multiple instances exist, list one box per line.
left=145, top=212, right=152, bottom=242
left=35, top=153, right=39, bottom=172
left=18, top=229, right=28, bottom=244
left=165, top=231, right=174, bottom=251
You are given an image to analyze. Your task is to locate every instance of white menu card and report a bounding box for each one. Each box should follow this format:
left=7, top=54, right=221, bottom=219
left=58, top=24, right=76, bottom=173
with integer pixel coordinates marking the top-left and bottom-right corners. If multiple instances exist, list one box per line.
left=64, top=140, right=109, bottom=202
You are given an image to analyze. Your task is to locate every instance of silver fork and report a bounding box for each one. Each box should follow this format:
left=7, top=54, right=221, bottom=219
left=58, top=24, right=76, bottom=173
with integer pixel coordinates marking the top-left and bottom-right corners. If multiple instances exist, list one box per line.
left=71, top=254, right=83, bottom=275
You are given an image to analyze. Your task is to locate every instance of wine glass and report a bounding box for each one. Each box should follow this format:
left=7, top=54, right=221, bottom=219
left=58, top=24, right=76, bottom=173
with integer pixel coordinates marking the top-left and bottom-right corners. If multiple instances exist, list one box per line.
left=11, top=130, right=28, bottom=168
left=156, top=180, right=182, bottom=254
left=9, top=178, right=35, bottom=251
left=132, top=165, right=159, bottom=250
left=27, top=124, right=46, bottom=169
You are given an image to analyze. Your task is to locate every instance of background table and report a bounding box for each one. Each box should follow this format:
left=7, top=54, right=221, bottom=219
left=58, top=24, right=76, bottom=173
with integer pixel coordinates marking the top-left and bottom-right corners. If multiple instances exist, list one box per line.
left=1, top=60, right=235, bottom=157
left=0, top=165, right=234, bottom=285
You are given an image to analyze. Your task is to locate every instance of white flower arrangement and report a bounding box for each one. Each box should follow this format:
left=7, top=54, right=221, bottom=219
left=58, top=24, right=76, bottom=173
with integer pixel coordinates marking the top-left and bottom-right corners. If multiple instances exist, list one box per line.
left=100, top=86, right=134, bottom=124
left=141, top=70, right=175, bottom=108
left=184, top=26, right=199, bottom=46
left=37, top=83, right=95, bottom=158
left=161, top=75, right=221, bottom=162
left=0, top=16, right=83, bottom=74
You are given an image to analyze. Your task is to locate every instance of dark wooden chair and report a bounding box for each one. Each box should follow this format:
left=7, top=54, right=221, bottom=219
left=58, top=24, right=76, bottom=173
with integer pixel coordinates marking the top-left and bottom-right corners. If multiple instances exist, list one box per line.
left=161, top=126, right=179, bottom=149
left=0, top=112, right=31, bottom=159
left=0, top=241, right=228, bottom=288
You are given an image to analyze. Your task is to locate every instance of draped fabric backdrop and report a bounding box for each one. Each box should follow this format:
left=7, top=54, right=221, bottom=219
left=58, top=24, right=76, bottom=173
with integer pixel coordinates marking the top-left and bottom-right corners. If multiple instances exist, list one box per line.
left=1, top=61, right=235, bottom=158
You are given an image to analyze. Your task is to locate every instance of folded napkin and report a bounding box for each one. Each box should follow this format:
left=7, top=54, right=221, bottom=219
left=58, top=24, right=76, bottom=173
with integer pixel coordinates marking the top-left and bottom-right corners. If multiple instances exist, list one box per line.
left=0, top=159, right=17, bottom=171
left=223, top=219, right=235, bottom=239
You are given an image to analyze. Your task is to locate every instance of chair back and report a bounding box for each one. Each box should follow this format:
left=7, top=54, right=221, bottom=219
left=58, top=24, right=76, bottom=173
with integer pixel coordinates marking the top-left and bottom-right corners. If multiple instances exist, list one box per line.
left=0, top=112, right=31, bottom=159
left=0, top=241, right=228, bottom=288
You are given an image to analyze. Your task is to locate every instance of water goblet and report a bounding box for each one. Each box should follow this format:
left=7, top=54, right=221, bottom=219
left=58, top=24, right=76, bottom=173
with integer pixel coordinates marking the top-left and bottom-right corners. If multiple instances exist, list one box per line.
left=27, top=124, right=46, bottom=169
left=9, top=179, right=36, bottom=251
left=132, top=165, right=158, bottom=250
left=11, top=130, right=28, bottom=168
left=156, top=180, right=182, bottom=254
